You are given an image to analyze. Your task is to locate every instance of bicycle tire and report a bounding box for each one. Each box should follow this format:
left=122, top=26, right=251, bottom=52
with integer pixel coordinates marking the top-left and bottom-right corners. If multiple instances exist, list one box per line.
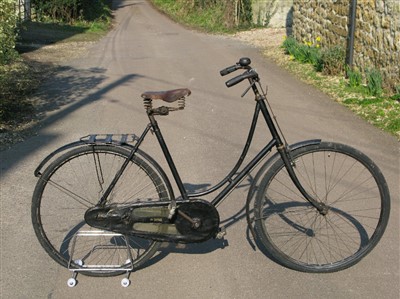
left=254, top=142, right=390, bottom=273
left=32, top=144, right=172, bottom=276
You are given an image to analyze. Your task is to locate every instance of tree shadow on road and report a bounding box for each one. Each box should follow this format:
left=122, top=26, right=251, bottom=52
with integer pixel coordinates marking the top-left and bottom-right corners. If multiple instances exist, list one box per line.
left=0, top=66, right=142, bottom=175
left=31, top=66, right=107, bottom=120
left=17, top=22, right=88, bottom=54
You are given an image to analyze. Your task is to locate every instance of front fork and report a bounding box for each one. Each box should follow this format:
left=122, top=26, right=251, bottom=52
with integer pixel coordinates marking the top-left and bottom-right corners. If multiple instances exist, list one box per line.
left=277, top=145, right=329, bottom=215
left=254, top=85, right=328, bottom=215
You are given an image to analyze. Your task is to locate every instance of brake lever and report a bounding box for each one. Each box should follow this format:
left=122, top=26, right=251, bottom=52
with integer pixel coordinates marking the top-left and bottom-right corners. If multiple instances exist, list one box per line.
left=241, top=82, right=255, bottom=98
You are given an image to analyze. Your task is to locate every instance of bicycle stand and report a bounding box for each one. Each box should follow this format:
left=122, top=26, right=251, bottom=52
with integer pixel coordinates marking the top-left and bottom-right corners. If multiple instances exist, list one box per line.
left=67, top=230, right=134, bottom=288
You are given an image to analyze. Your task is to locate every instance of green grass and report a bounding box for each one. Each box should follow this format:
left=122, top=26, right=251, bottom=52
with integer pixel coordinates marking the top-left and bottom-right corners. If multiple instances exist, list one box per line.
left=18, top=19, right=111, bottom=45
left=0, top=60, right=37, bottom=126
left=150, top=0, right=232, bottom=33
left=274, top=36, right=399, bottom=138
left=343, top=97, right=400, bottom=135
left=279, top=55, right=400, bottom=138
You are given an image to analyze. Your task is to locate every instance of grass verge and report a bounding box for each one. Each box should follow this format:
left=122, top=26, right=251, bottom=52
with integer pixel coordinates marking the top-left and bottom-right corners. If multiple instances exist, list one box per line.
left=0, top=61, right=35, bottom=125
left=0, top=58, right=45, bottom=146
left=149, top=0, right=232, bottom=33
left=265, top=46, right=400, bottom=139
left=0, top=19, right=112, bottom=149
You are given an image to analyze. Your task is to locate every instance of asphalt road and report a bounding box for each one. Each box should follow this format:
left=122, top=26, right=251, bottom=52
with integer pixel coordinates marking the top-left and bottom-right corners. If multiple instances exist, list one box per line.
left=1, top=1, right=399, bottom=298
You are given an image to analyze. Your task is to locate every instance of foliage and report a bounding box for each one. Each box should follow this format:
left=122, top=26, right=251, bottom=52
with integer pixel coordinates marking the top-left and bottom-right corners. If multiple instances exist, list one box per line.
left=150, top=0, right=253, bottom=31
left=0, top=0, right=19, bottom=64
left=282, top=37, right=347, bottom=76
left=282, top=36, right=296, bottom=55
left=346, top=66, right=362, bottom=87
left=392, top=86, right=400, bottom=101
left=366, top=68, right=383, bottom=97
left=320, top=45, right=345, bottom=76
left=343, top=97, right=400, bottom=136
left=237, top=0, right=253, bottom=27
left=31, top=0, right=112, bottom=24
left=0, top=61, right=35, bottom=123
left=282, top=37, right=392, bottom=102
left=282, top=36, right=322, bottom=70
left=152, top=0, right=227, bottom=31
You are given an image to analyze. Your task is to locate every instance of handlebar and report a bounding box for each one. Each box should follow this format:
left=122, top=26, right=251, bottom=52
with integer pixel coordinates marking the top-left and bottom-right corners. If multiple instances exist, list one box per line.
left=225, top=70, right=258, bottom=87
left=220, top=57, right=252, bottom=76
left=220, top=64, right=240, bottom=76
left=220, top=57, right=259, bottom=88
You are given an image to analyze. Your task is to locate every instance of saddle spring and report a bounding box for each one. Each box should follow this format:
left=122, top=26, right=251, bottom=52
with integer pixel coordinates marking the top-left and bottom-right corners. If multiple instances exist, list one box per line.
left=143, top=98, right=153, bottom=111
left=143, top=98, right=186, bottom=114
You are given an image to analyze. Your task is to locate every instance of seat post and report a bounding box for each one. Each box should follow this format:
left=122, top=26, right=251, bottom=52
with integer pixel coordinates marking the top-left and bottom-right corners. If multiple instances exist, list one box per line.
left=148, top=113, right=189, bottom=200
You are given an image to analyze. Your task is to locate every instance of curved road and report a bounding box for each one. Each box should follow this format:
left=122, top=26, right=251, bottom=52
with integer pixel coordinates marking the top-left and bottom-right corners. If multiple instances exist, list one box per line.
left=1, top=1, right=398, bottom=298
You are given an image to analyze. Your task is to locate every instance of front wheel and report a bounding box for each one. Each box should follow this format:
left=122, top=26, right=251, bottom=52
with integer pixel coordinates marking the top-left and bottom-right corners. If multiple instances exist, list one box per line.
left=254, top=142, right=390, bottom=273
left=32, top=144, right=172, bottom=276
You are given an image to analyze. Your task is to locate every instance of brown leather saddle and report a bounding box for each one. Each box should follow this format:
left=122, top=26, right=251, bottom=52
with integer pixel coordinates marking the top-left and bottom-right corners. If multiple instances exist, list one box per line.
left=141, top=88, right=191, bottom=103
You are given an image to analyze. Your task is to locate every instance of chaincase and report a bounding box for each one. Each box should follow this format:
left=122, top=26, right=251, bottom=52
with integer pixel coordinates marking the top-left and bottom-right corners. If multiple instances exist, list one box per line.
left=84, top=199, right=220, bottom=243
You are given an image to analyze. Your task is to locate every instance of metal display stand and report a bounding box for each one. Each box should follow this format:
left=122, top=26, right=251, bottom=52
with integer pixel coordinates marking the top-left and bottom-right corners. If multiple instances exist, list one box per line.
left=67, top=230, right=134, bottom=287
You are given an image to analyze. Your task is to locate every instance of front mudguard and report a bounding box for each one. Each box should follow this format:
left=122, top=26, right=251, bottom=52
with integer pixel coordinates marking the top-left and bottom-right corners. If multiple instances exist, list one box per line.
left=245, top=139, right=321, bottom=240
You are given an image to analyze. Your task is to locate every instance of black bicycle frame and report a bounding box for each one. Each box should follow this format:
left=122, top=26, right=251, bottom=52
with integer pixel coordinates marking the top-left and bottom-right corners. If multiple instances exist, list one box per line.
left=143, top=78, right=284, bottom=208
left=99, top=77, right=326, bottom=213
left=150, top=98, right=278, bottom=207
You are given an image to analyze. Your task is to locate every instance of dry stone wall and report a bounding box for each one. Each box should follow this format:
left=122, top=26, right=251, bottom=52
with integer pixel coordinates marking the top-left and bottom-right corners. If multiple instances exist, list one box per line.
left=252, top=0, right=294, bottom=28
left=292, top=0, right=399, bottom=90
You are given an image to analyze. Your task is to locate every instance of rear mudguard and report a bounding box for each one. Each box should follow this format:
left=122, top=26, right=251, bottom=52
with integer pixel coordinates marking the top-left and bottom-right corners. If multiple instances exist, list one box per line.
left=245, top=139, right=321, bottom=240
left=34, top=133, right=175, bottom=199
left=35, top=134, right=139, bottom=177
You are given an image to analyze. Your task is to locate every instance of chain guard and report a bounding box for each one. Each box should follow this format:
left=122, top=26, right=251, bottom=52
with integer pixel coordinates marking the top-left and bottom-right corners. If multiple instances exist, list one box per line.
left=174, top=201, right=220, bottom=241
left=84, top=200, right=220, bottom=243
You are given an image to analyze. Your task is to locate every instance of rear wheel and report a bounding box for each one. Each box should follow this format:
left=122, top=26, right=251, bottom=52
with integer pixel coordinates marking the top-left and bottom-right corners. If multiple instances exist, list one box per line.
left=254, top=142, right=390, bottom=272
left=32, top=145, right=172, bottom=276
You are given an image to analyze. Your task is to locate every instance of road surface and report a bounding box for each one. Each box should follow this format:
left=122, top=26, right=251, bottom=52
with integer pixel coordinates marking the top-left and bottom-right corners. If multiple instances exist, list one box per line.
left=1, top=1, right=399, bottom=298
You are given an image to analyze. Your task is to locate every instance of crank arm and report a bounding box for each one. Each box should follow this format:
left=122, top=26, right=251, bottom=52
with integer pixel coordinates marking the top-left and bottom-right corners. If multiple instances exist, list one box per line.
left=176, top=210, right=201, bottom=229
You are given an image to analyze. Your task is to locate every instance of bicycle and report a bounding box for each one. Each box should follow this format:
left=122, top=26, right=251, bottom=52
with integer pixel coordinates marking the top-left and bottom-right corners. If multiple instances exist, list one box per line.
left=32, top=58, right=390, bottom=286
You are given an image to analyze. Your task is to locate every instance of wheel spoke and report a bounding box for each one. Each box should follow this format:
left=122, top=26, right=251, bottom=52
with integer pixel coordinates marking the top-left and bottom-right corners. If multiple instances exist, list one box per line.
left=254, top=142, right=389, bottom=272
left=32, top=145, right=171, bottom=275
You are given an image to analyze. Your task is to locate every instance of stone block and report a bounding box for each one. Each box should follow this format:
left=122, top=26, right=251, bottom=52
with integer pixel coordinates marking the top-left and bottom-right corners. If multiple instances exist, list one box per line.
left=291, top=0, right=398, bottom=90
left=381, top=16, right=391, bottom=29
left=331, top=25, right=347, bottom=37
left=376, top=0, right=385, bottom=13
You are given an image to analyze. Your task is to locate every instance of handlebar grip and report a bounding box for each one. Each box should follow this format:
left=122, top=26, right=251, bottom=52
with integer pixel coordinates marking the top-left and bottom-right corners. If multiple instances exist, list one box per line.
left=225, top=71, right=258, bottom=88
left=220, top=64, right=239, bottom=76
left=226, top=74, right=246, bottom=87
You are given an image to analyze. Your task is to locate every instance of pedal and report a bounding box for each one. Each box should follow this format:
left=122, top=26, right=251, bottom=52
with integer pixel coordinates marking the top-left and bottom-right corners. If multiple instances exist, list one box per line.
left=168, top=204, right=176, bottom=220
left=216, top=227, right=226, bottom=239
